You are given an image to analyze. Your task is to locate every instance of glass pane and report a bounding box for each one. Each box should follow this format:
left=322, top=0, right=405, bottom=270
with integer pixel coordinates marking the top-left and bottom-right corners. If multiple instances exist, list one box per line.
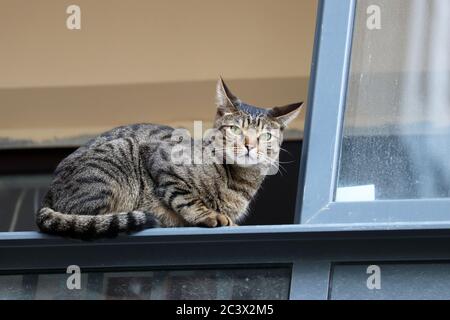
left=336, top=0, right=450, bottom=201
left=331, top=262, right=450, bottom=300
left=0, top=267, right=290, bottom=300
left=0, top=175, right=51, bottom=232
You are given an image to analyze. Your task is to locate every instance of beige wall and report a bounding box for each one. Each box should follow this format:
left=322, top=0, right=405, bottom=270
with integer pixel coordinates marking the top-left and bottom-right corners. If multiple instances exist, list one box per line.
left=0, top=0, right=317, bottom=146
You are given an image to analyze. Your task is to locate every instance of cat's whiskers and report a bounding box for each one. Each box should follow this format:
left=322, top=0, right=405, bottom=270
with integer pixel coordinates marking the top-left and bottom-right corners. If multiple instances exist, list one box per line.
left=279, top=146, right=293, bottom=156
left=256, top=152, right=287, bottom=176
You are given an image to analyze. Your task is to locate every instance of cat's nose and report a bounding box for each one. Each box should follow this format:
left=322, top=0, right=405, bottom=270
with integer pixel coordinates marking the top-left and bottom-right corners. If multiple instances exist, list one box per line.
left=244, top=144, right=255, bottom=154
left=244, top=136, right=257, bottom=153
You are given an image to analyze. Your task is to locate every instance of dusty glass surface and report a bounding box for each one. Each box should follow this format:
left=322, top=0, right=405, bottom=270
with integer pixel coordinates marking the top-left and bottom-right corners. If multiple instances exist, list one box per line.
left=0, top=267, right=290, bottom=300
left=0, top=175, right=51, bottom=232
left=336, top=0, right=450, bottom=201
left=0, top=175, right=52, bottom=232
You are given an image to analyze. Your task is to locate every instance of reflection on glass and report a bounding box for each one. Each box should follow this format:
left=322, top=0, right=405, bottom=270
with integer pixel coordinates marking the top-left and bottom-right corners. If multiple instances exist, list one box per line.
left=337, top=0, right=450, bottom=201
left=0, top=267, right=290, bottom=300
left=0, top=175, right=51, bottom=232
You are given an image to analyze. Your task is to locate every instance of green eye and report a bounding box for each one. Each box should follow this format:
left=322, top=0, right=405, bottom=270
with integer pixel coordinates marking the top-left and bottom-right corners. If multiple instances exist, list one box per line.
left=259, top=132, right=272, bottom=141
left=229, top=126, right=242, bottom=135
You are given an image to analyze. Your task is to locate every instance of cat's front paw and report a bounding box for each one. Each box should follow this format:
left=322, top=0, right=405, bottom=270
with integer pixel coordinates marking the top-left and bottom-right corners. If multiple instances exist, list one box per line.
left=198, top=213, right=234, bottom=228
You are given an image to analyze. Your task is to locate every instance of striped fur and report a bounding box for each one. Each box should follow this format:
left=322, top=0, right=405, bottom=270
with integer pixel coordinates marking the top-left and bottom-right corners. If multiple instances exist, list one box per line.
left=36, top=78, right=302, bottom=239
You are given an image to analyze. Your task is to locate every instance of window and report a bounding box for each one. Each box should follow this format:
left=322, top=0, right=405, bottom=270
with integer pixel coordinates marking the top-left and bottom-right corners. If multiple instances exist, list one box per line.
left=0, top=267, right=290, bottom=300
left=330, top=262, right=450, bottom=300
left=337, top=0, right=450, bottom=201
left=300, top=0, right=450, bottom=224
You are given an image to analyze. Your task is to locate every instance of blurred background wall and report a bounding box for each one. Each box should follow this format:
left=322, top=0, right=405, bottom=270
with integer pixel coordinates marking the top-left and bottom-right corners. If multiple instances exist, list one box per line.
left=0, top=0, right=317, bottom=147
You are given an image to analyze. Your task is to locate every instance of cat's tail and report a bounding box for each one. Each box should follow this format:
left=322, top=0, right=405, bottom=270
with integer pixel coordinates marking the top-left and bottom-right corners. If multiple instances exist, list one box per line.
left=36, top=207, right=160, bottom=240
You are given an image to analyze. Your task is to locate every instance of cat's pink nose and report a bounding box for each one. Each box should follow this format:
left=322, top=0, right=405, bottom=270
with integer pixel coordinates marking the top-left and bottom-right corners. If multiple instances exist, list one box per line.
left=244, top=135, right=257, bottom=151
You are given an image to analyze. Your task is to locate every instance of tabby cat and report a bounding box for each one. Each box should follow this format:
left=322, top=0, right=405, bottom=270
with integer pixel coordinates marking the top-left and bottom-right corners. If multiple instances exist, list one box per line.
left=36, top=78, right=302, bottom=239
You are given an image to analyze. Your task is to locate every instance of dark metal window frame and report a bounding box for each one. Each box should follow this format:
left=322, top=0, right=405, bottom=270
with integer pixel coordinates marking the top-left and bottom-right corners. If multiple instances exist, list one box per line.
left=2, top=0, right=450, bottom=300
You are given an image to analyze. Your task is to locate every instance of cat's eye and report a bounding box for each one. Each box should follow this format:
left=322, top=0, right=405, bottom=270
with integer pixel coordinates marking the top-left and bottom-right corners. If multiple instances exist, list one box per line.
left=259, top=132, right=272, bottom=141
left=228, top=126, right=243, bottom=135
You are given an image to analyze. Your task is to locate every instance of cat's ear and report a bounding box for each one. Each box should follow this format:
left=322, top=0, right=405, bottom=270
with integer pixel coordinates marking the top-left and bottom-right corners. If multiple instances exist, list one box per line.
left=216, top=77, right=240, bottom=117
left=269, top=102, right=304, bottom=129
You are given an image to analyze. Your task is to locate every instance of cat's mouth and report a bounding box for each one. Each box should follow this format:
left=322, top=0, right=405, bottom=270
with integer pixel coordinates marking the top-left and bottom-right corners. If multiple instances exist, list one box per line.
left=235, top=150, right=260, bottom=165
left=223, top=148, right=264, bottom=166
left=241, top=155, right=259, bottom=164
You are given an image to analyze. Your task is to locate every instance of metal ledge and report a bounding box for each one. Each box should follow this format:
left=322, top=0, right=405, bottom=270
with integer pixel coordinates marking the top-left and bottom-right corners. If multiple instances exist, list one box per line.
left=2, top=223, right=450, bottom=274
left=2, top=222, right=450, bottom=247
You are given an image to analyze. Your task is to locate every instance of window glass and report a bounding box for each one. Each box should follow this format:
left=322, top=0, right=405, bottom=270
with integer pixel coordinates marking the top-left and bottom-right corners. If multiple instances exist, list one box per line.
left=0, top=267, right=290, bottom=300
left=0, top=175, right=50, bottom=232
left=331, top=262, right=450, bottom=300
left=336, top=0, right=450, bottom=201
